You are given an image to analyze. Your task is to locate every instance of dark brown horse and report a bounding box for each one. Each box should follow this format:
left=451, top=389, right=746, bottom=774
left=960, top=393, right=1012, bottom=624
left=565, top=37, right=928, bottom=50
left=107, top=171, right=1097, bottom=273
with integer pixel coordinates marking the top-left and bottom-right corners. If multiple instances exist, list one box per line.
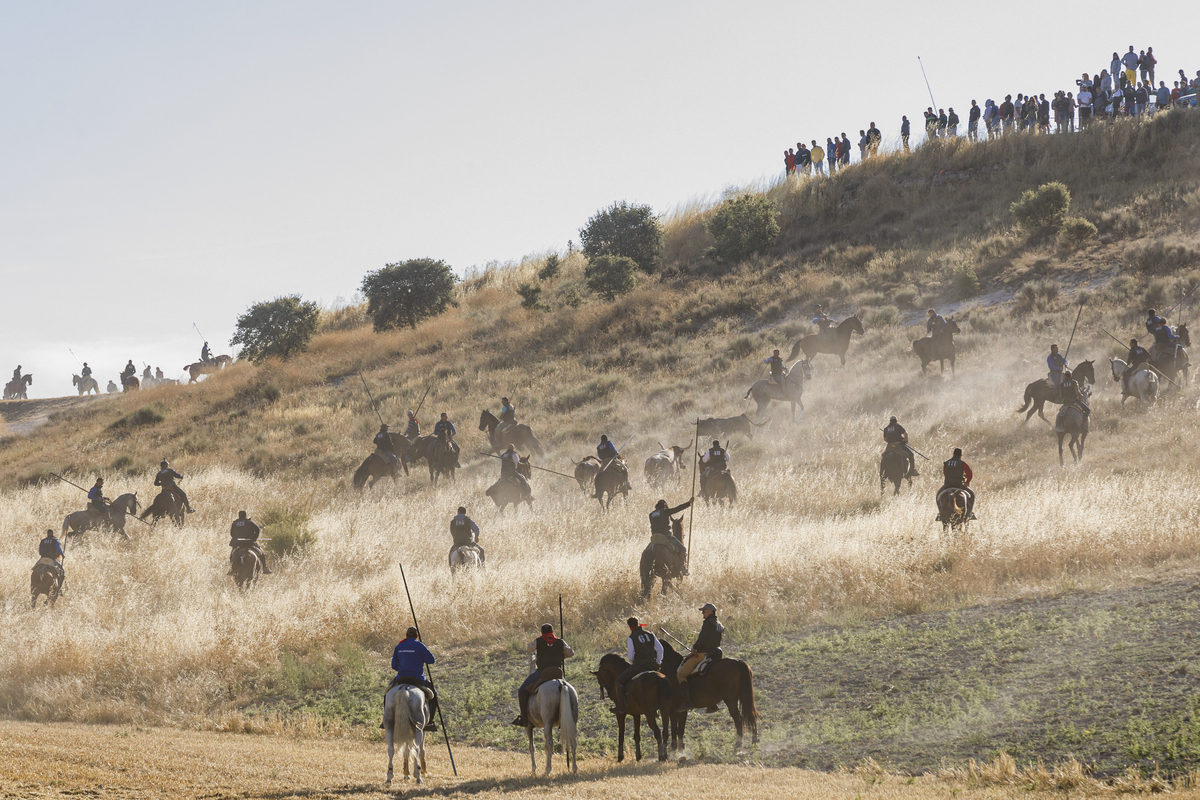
left=408, top=434, right=459, bottom=486
left=31, top=563, right=60, bottom=608
left=183, top=355, right=233, bottom=384
left=1016, top=359, right=1096, bottom=423
left=479, top=410, right=545, bottom=457
left=594, top=460, right=629, bottom=510
left=139, top=488, right=186, bottom=527
left=658, top=639, right=758, bottom=753
left=1151, top=325, right=1191, bottom=385
left=485, top=456, right=534, bottom=513
left=913, top=318, right=962, bottom=374
left=936, top=487, right=974, bottom=534
left=4, top=373, right=31, bottom=400
left=591, top=654, right=672, bottom=762
left=879, top=444, right=913, bottom=496
left=699, top=469, right=737, bottom=506
left=573, top=456, right=600, bottom=493
left=788, top=315, right=865, bottom=367
left=352, top=433, right=410, bottom=489
left=640, top=516, right=687, bottom=598
left=230, top=547, right=261, bottom=590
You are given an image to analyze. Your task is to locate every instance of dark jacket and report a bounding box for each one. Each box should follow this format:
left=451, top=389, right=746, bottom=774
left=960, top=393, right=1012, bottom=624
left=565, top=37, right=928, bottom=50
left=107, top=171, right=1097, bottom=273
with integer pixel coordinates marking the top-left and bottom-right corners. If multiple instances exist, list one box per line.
left=230, top=518, right=261, bottom=545
left=883, top=422, right=908, bottom=444
left=374, top=431, right=395, bottom=453
left=692, top=616, right=724, bottom=653
left=39, top=536, right=64, bottom=559
left=450, top=514, right=480, bottom=546
left=649, top=501, right=691, bottom=535
left=535, top=637, right=566, bottom=670
left=629, top=628, right=663, bottom=666
left=155, top=468, right=183, bottom=488
left=391, top=638, right=435, bottom=679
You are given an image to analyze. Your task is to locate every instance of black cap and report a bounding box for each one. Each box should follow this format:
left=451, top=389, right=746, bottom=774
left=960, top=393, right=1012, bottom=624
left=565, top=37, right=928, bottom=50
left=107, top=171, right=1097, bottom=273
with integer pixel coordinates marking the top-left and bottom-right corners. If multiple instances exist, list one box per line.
left=238, top=510, right=247, bottom=518
left=627, top=617, right=640, bottom=628
left=541, top=623, right=554, bottom=634
left=953, top=447, right=963, bottom=457
left=889, top=416, right=897, bottom=422
left=406, top=627, right=419, bottom=638
left=457, top=506, right=466, bottom=514
left=655, top=499, right=667, bottom=509
left=712, top=440, right=720, bottom=447
left=699, top=602, right=717, bottom=613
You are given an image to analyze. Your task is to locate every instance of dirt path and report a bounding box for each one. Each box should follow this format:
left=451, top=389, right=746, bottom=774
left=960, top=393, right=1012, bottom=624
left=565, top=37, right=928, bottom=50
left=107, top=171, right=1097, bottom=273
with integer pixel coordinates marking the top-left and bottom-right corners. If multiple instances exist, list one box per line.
left=0, top=395, right=106, bottom=437
left=0, top=721, right=1143, bottom=799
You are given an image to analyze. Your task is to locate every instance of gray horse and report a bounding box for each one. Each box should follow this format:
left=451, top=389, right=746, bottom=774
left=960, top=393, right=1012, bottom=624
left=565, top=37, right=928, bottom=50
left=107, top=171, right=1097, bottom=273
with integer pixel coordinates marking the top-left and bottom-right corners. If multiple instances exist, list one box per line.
left=73, top=374, right=99, bottom=396
left=743, top=359, right=812, bottom=420
left=1056, top=400, right=1089, bottom=467
left=62, top=493, right=138, bottom=540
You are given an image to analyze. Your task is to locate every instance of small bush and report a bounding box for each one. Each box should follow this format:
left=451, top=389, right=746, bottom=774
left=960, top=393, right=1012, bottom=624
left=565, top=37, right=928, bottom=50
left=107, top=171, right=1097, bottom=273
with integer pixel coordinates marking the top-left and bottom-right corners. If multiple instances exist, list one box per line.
left=834, top=245, right=877, bottom=272
left=893, top=288, right=919, bottom=308
left=1015, top=279, right=1061, bottom=314
left=554, top=374, right=625, bottom=412
left=953, top=264, right=981, bottom=299
left=261, top=505, right=316, bottom=558
left=1058, top=217, right=1098, bottom=250
left=1011, top=182, right=1071, bottom=235
left=706, top=194, right=779, bottom=263
left=1125, top=240, right=1200, bottom=275
left=110, top=455, right=135, bottom=470
left=261, top=383, right=281, bottom=404
left=859, top=292, right=888, bottom=307
left=580, top=202, right=663, bottom=273
left=866, top=305, right=900, bottom=327
left=1144, top=278, right=1170, bottom=309
left=977, top=236, right=1014, bottom=259
left=516, top=282, right=546, bottom=310
left=109, top=405, right=165, bottom=431
left=538, top=253, right=561, bottom=281
left=1098, top=208, right=1142, bottom=238
left=584, top=255, right=638, bottom=300
left=758, top=302, right=784, bottom=322
left=727, top=336, right=757, bottom=359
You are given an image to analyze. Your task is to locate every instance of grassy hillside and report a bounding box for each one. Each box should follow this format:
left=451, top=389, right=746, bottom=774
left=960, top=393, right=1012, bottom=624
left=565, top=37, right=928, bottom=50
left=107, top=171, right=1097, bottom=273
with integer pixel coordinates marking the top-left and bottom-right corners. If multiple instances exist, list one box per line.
left=2, top=110, right=1200, bottom=776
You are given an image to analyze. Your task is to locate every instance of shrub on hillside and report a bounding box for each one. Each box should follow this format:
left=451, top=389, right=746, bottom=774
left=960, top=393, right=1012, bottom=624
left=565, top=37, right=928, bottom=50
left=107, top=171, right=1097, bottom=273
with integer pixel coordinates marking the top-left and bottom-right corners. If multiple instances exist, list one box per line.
left=866, top=305, right=900, bottom=327
left=1015, top=279, right=1061, bottom=314
left=579, top=202, right=663, bottom=273
left=584, top=255, right=638, bottom=300
left=1125, top=240, right=1200, bottom=275
left=1058, top=217, right=1098, bottom=250
left=1011, top=182, right=1071, bottom=235
left=953, top=264, right=981, bottom=299
left=706, top=194, right=779, bottom=263
left=538, top=253, right=561, bottom=281
left=260, top=505, right=316, bottom=558
left=361, top=258, right=457, bottom=331
left=109, top=404, right=165, bottom=431
left=893, top=288, right=919, bottom=308
left=516, top=282, right=546, bottom=311
left=231, top=296, right=320, bottom=363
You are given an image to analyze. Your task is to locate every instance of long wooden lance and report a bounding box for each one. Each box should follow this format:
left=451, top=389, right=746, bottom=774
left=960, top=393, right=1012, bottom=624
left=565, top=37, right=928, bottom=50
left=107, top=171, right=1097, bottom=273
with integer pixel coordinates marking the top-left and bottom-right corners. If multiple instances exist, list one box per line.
left=413, top=383, right=433, bottom=418
left=559, top=594, right=566, bottom=672
left=1064, top=300, right=1085, bottom=359
left=398, top=562, right=457, bottom=777
left=1098, top=327, right=1181, bottom=389
left=358, top=373, right=386, bottom=427
left=1164, top=281, right=1200, bottom=318
left=686, top=419, right=699, bottom=570
left=475, top=452, right=576, bottom=480
left=599, top=433, right=636, bottom=473
left=657, top=626, right=689, bottom=650
left=50, top=473, right=152, bottom=528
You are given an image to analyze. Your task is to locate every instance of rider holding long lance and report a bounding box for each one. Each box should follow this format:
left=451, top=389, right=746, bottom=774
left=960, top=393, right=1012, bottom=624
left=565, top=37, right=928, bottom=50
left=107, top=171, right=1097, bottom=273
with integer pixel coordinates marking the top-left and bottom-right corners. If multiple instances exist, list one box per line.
left=512, top=622, right=574, bottom=728
left=593, top=434, right=633, bottom=499
left=381, top=626, right=440, bottom=732
left=649, top=497, right=692, bottom=575
left=882, top=417, right=921, bottom=477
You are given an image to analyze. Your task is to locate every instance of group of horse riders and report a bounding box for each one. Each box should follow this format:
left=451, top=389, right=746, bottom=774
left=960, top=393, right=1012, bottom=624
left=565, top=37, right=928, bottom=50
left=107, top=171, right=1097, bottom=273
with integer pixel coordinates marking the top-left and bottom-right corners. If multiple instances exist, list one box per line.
left=880, top=415, right=976, bottom=517
left=85, top=460, right=197, bottom=519
left=372, top=411, right=461, bottom=466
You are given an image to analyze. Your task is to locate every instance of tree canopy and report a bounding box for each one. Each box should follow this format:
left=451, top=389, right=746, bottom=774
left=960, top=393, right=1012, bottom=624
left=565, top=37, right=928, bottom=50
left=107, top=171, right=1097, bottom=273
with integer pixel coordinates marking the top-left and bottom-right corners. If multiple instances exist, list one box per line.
left=361, top=258, right=457, bottom=331
left=579, top=201, right=663, bottom=273
left=230, top=295, right=319, bottom=363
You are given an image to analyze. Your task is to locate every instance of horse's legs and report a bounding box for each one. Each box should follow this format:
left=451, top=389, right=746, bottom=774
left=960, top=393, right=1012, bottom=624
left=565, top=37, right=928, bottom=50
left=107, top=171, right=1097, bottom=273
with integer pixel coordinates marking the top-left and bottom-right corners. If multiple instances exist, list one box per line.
left=728, top=696, right=745, bottom=752
left=617, top=712, right=626, bottom=762
left=528, top=727, right=537, bottom=773
left=385, top=723, right=395, bottom=786
left=645, top=707, right=666, bottom=761
left=1057, top=433, right=1065, bottom=467
left=544, top=720, right=554, bottom=774
left=633, top=714, right=642, bottom=762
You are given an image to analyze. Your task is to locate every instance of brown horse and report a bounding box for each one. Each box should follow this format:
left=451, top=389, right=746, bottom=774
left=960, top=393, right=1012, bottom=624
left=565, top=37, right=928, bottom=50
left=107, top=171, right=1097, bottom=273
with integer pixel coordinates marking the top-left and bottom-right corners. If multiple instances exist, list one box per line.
left=352, top=433, right=411, bottom=490
left=936, top=487, right=974, bottom=534
left=4, top=374, right=31, bottom=400
left=912, top=318, right=962, bottom=374
left=592, top=654, right=672, bottom=762
left=640, top=516, right=687, bottom=598
left=31, top=562, right=60, bottom=608
left=699, top=469, right=737, bottom=506
left=407, top=434, right=459, bottom=486
left=485, top=456, right=534, bottom=513
left=183, top=356, right=233, bottom=383
left=788, top=314, right=865, bottom=367
left=479, top=410, right=545, bottom=457
left=658, top=639, right=758, bottom=754
left=1016, top=360, right=1096, bottom=423
left=230, top=547, right=261, bottom=590
left=573, top=456, right=601, bottom=493
left=140, top=488, right=186, bottom=527
left=122, top=375, right=140, bottom=392
left=879, top=444, right=913, bottom=496
left=593, top=460, right=630, bottom=510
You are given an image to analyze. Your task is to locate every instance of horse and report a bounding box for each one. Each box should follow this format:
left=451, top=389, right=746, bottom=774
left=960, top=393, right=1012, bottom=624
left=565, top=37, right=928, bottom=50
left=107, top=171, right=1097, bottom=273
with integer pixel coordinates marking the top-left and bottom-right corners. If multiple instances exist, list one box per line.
left=72, top=374, right=99, bottom=396
left=1056, top=398, right=1089, bottom=467
left=592, top=654, right=672, bottom=762
left=352, top=436, right=409, bottom=489
left=658, top=640, right=758, bottom=754
left=699, top=469, right=737, bottom=506
left=3, top=374, right=31, bottom=400
left=183, top=356, right=233, bottom=384
left=139, top=488, right=186, bottom=527
left=122, top=375, right=140, bottom=392
left=644, top=445, right=686, bottom=488
left=479, top=410, right=546, bottom=457
left=230, top=547, right=261, bottom=590
left=788, top=314, right=865, bottom=367
left=409, top=434, right=459, bottom=486
left=1111, top=358, right=1159, bottom=404
left=485, top=456, right=534, bottom=513
left=572, top=455, right=601, bottom=493
left=936, top=487, right=973, bottom=534
left=1016, top=360, right=1096, bottom=423
left=383, top=684, right=429, bottom=786
left=879, top=444, right=913, bottom=496
left=450, top=544, right=482, bottom=573
left=743, top=359, right=812, bottom=420
left=62, top=493, right=138, bottom=540
left=31, top=562, right=60, bottom=608
left=594, top=459, right=630, bottom=510
left=913, top=318, right=963, bottom=374
left=1151, top=327, right=1191, bottom=385
left=524, top=678, right=578, bottom=774
left=640, top=516, right=687, bottom=598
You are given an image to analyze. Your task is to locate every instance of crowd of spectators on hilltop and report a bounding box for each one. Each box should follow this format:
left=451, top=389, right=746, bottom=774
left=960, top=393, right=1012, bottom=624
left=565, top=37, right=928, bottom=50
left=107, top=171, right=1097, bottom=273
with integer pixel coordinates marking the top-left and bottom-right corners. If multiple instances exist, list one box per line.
left=783, top=45, right=1200, bottom=178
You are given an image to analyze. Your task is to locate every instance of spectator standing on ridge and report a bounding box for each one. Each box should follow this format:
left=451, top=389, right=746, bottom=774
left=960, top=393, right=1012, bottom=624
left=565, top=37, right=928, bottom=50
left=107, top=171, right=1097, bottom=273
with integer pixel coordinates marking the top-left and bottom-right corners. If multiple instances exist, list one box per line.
left=810, top=140, right=825, bottom=175
left=784, top=148, right=795, bottom=177
left=937, top=109, right=947, bottom=138
left=796, top=142, right=811, bottom=174
left=1143, top=47, right=1156, bottom=85
left=924, top=108, right=937, bottom=140
left=866, top=123, right=882, bottom=156
left=839, top=133, right=851, bottom=167
left=900, top=115, right=910, bottom=151
left=1156, top=81, right=1171, bottom=112
left=967, top=101, right=980, bottom=141
left=1110, top=53, right=1122, bottom=87
left=1122, top=46, right=1139, bottom=87
left=826, top=137, right=837, bottom=173
left=947, top=107, right=960, bottom=137
left=1038, top=94, right=1050, bottom=133
left=1134, top=83, right=1148, bottom=116
left=857, top=129, right=867, bottom=160
left=999, top=95, right=1014, bottom=133
left=1066, top=92, right=1076, bottom=131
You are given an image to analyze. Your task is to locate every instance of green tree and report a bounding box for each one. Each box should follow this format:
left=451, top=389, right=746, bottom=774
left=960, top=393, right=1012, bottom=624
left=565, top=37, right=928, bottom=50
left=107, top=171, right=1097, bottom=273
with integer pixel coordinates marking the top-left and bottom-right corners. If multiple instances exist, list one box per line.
left=579, top=202, right=663, bottom=273
left=230, top=295, right=319, bottom=363
left=584, top=255, right=638, bottom=300
left=361, top=258, right=456, bottom=331
left=1011, top=182, right=1071, bottom=235
left=706, top=194, right=779, bottom=263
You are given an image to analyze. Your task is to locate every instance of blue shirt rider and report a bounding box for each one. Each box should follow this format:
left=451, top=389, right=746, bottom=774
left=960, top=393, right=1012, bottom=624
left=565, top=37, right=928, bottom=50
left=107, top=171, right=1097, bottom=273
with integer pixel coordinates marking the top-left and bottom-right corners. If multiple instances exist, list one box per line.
left=381, top=627, right=439, bottom=731
left=926, top=309, right=946, bottom=336
left=597, top=435, right=618, bottom=462
left=81, top=362, right=92, bottom=379
left=201, top=342, right=212, bottom=363
left=404, top=410, right=420, bottom=440
left=764, top=349, right=785, bottom=384
left=449, top=507, right=485, bottom=565
left=1046, top=344, right=1068, bottom=387
left=87, top=478, right=108, bottom=517
left=1145, top=309, right=1166, bottom=336
left=433, top=413, right=459, bottom=455
left=37, top=529, right=65, bottom=588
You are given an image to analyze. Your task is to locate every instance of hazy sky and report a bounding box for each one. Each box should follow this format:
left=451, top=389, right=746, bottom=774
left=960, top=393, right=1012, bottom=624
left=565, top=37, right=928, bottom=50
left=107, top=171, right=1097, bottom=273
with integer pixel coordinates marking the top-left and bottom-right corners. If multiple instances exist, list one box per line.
left=2, top=1, right=1194, bottom=396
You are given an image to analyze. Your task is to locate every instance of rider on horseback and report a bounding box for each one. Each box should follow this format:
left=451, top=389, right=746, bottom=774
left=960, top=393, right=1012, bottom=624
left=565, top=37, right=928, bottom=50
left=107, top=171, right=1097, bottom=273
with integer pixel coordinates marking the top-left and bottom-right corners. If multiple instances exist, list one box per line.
left=37, top=528, right=65, bottom=591
left=404, top=410, right=420, bottom=441
left=882, top=416, right=919, bottom=476
left=1059, top=369, right=1090, bottom=417
left=12, top=365, right=21, bottom=382
left=449, top=506, right=485, bottom=566
left=941, top=448, right=976, bottom=519
left=500, top=444, right=533, bottom=499
left=612, top=617, right=664, bottom=716
left=142, top=365, right=152, bottom=381
left=1152, top=317, right=1180, bottom=360
left=812, top=305, right=832, bottom=336
left=87, top=478, right=110, bottom=522
left=676, top=602, right=723, bottom=711
left=122, top=361, right=137, bottom=385
left=700, top=440, right=729, bottom=495
left=650, top=498, right=691, bottom=571
left=433, top=413, right=460, bottom=456
left=227, top=510, right=272, bottom=575
left=498, top=397, right=517, bottom=435
left=381, top=627, right=439, bottom=732
left=155, top=460, right=196, bottom=513
left=512, top=623, right=574, bottom=728
left=155, top=367, right=164, bottom=380
left=1145, top=308, right=1166, bottom=337
left=1123, top=338, right=1151, bottom=392
left=763, top=350, right=785, bottom=385
left=374, top=424, right=400, bottom=470
left=81, top=362, right=92, bottom=380
left=201, top=342, right=212, bottom=364
left=927, top=308, right=946, bottom=338
left=594, top=435, right=631, bottom=498
left=1047, top=344, right=1068, bottom=388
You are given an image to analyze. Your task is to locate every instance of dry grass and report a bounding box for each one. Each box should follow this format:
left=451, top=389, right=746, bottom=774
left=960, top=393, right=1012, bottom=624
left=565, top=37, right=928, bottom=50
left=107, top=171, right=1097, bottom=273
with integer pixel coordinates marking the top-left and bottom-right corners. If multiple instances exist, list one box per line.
left=1, top=720, right=1178, bottom=798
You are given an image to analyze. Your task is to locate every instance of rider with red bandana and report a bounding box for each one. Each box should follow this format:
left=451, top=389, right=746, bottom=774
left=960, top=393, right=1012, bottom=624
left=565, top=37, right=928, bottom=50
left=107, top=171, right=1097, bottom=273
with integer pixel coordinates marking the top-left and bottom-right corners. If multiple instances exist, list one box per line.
left=940, top=448, right=976, bottom=519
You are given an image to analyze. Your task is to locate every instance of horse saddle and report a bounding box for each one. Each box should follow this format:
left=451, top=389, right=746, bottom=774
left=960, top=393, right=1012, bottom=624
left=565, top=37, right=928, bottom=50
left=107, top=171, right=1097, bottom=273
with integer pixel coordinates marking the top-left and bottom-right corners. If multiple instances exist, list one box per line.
left=35, top=557, right=59, bottom=569
left=693, top=648, right=724, bottom=678
left=528, top=667, right=564, bottom=694
left=395, top=683, right=436, bottom=702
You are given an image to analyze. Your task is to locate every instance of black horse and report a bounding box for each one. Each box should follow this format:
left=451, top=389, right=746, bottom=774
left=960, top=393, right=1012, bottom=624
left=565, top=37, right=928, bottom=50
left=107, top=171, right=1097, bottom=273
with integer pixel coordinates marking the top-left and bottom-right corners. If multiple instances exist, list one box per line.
left=788, top=315, right=865, bottom=367
left=879, top=444, right=913, bottom=496
left=913, top=318, right=962, bottom=374
left=409, top=433, right=459, bottom=486
left=1016, top=360, right=1096, bottom=424
left=640, top=516, right=687, bottom=598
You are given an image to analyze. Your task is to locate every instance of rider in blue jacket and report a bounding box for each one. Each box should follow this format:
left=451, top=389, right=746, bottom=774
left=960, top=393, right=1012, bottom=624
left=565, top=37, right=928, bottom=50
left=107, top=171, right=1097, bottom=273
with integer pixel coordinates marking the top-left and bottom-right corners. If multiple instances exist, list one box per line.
left=382, top=627, right=439, bottom=731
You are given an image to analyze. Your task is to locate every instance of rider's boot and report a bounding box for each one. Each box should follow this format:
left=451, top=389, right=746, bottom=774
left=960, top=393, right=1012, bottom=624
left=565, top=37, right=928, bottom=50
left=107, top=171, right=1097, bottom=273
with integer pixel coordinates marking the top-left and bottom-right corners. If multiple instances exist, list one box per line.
left=511, top=690, right=531, bottom=727
left=425, top=696, right=439, bottom=732
left=611, top=682, right=628, bottom=715
left=675, top=681, right=693, bottom=712
left=908, top=457, right=920, bottom=477
left=260, top=555, right=273, bottom=575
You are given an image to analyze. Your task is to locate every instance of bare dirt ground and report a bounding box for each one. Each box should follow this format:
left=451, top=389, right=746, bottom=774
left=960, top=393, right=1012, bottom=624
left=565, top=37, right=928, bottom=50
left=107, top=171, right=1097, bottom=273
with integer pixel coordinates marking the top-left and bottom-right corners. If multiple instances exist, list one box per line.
left=0, top=395, right=104, bottom=437
left=0, top=720, right=1169, bottom=799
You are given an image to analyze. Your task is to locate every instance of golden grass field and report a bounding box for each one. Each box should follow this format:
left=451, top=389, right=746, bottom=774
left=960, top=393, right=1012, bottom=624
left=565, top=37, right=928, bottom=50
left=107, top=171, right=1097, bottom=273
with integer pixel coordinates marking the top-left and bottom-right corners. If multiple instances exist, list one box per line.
left=3, top=112, right=1200, bottom=789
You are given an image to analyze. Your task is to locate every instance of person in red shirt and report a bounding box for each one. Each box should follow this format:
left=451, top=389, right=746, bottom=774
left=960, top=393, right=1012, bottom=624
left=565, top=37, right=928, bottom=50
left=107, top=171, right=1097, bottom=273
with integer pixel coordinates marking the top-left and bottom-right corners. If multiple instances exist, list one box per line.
left=784, top=149, right=796, bottom=177
left=941, top=447, right=976, bottom=518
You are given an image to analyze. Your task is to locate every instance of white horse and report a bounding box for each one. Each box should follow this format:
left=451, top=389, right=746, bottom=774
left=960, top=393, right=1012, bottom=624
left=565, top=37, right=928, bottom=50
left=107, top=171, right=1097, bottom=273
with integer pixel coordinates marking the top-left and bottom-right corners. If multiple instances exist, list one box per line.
left=383, top=684, right=428, bottom=786
left=449, top=544, right=482, bottom=573
left=1111, top=358, right=1159, bottom=404
left=62, top=493, right=138, bottom=540
left=743, top=358, right=813, bottom=420
left=525, top=678, right=579, bottom=775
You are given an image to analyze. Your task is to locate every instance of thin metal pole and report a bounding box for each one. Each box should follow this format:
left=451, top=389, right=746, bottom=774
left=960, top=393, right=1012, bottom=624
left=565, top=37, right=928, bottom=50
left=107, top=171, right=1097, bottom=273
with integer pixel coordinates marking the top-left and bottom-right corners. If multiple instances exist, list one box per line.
left=686, top=419, right=699, bottom=570
left=192, top=323, right=206, bottom=342
left=68, top=349, right=81, bottom=365
left=559, top=594, right=565, bottom=671
left=1064, top=300, right=1085, bottom=359
left=358, top=372, right=386, bottom=427
left=398, top=562, right=457, bottom=777
left=918, top=56, right=938, bottom=113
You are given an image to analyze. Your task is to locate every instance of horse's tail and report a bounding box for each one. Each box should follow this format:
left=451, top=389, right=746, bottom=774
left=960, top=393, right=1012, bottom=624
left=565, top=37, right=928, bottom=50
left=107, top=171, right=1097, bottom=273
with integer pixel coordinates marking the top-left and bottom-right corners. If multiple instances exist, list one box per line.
left=526, top=432, right=545, bottom=458
left=559, top=682, right=579, bottom=767
left=394, top=687, right=415, bottom=747
left=1015, top=385, right=1034, bottom=413
left=61, top=515, right=71, bottom=537
left=736, top=662, right=759, bottom=739
left=727, top=476, right=738, bottom=502
left=743, top=386, right=753, bottom=400
left=787, top=339, right=803, bottom=361
left=352, top=458, right=372, bottom=489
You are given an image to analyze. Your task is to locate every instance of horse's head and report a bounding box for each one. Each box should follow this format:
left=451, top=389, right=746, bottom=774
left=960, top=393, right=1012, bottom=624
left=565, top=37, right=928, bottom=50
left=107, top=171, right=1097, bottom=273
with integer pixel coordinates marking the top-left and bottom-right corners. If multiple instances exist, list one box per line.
left=845, top=315, right=865, bottom=336
left=478, top=409, right=495, bottom=432
left=72, top=375, right=79, bottom=385
left=1074, top=359, right=1096, bottom=385
left=945, top=318, right=962, bottom=335
left=1179, top=324, right=1191, bottom=347
left=670, top=515, right=684, bottom=540
left=518, top=456, right=532, bottom=477
left=1109, top=358, right=1124, bottom=381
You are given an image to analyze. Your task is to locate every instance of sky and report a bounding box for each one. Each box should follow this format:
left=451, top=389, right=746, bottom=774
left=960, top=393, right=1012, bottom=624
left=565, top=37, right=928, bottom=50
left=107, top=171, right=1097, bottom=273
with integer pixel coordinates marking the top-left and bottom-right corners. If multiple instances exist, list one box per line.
left=2, top=1, right=1195, bottom=397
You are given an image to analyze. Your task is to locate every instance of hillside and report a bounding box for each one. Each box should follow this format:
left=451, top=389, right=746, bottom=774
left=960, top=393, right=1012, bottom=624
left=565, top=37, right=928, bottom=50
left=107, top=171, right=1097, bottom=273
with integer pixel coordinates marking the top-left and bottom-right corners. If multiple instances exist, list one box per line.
left=3, top=110, right=1200, bottom=779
